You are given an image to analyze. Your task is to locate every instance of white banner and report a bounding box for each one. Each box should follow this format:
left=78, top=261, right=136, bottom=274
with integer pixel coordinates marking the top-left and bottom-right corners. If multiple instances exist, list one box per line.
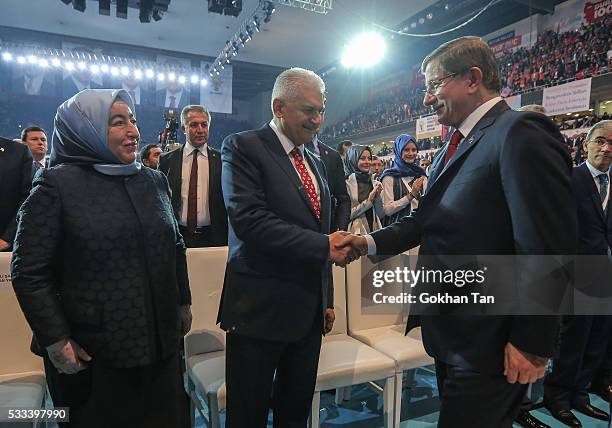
left=543, top=78, right=592, bottom=116
left=200, top=61, right=233, bottom=114
left=416, top=115, right=442, bottom=139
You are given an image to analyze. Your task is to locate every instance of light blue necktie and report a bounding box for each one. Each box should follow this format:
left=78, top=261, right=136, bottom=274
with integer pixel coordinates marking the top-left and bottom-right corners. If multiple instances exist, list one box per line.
left=598, top=173, right=608, bottom=204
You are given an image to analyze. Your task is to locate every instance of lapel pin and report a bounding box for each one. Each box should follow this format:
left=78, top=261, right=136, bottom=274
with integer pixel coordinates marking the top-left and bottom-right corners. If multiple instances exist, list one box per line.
left=468, top=137, right=475, bottom=144
left=0, top=147, right=4, bottom=152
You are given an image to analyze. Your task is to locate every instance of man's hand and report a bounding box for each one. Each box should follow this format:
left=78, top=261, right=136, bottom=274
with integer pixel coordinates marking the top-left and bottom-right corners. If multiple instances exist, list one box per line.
left=336, top=234, right=368, bottom=258
left=328, top=231, right=360, bottom=266
left=179, top=305, right=192, bottom=336
left=504, top=342, right=548, bottom=384
left=324, top=308, right=335, bottom=334
left=46, top=338, right=92, bottom=374
left=0, top=239, right=10, bottom=252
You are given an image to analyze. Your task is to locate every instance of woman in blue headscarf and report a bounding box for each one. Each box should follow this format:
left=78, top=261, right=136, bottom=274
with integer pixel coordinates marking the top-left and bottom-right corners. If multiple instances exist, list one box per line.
left=11, top=89, right=191, bottom=428
left=344, top=145, right=385, bottom=234
left=378, top=133, right=427, bottom=226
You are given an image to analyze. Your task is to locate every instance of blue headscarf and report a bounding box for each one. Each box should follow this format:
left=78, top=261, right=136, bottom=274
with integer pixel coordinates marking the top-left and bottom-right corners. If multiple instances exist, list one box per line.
left=50, top=89, right=141, bottom=176
left=378, top=133, right=426, bottom=182
left=344, top=145, right=372, bottom=182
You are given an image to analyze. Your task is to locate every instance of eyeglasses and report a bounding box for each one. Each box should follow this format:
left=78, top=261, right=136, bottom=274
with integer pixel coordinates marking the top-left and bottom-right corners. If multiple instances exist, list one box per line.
left=588, top=137, right=612, bottom=147
left=422, top=72, right=460, bottom=95
left=301, top=106, right=326, bottom=118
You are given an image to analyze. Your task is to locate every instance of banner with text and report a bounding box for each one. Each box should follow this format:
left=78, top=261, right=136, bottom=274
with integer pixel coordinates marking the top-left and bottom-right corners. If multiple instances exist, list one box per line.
left=584, top=0, right=612, bottom=23
left=543, top=78, right=592, bottom=116
left=416, top=114, right=442, bottom=139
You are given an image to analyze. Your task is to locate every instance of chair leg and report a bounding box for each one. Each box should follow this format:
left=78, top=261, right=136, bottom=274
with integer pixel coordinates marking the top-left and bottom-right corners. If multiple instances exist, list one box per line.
left=309, top=391, right=321, bottom=428
left=334, top=387, right=344, bottom=405
left=208, top=393, right=221, bottom=428
left=343, top=386, right=352, bottom=401
left=384, top=375, right=396, bottom=428
left=394, top=372, right=403, bottom=428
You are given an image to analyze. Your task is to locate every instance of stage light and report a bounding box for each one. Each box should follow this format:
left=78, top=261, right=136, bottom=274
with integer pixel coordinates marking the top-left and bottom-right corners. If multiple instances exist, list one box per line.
left=146, top=69, right=155, bottom=78
left=110, top=66, right=119, bottom=76
left=190, top=75, right=200, bottom=84
left=2, top=52, right=13, bottom=61
left=341, top=32, right=386, bottom=68
left=90, top=64, right=99, bottom=73
left=51, top=58, right=61, bottom=67
left=77, top=61, right=87, bottom=70
left=253, top=17, right=260, bottom=31
left=178, top=75, right=186, bottom=84
left=410, top=22, right=417, bottom=28
left=168, top=72, right=176, bottom=81
left=201, top=79, right=208, bottom=86
left=426, top=13, right=433, bottom=20
left=120, top=66, right=129, bottom=76
left=39, top=59, right=49, bottom=67
left=157, top=73, right=165, bottom=81
left=134, top=69, right=143, bottom=79
left=16, top=56, right=26, bottom=64
left=27, top=55, right=38, bottom=64
left=100, top=64, right=109, bottom=73
left=418, top=17, right=425, bottom=24
left=64, top=61, right=75, bottom=70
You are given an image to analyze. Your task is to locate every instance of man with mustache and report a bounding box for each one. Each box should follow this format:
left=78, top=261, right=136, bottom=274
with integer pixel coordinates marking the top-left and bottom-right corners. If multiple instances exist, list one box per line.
left=340, top=36, right=576, bottom=427
left=159, top=105, right=227, bottom=247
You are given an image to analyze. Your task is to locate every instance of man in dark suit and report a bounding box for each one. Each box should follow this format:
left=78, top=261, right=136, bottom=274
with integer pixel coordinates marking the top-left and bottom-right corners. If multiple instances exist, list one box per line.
left=544, top=120, right=612, bottom=427
left=306, top=136, right=350, bottom=231
left=0, top=137, right=32, bottom=251
left=217, top=67, right=354, bottom=428
left=21, top=126, right=48, bottom=176
left=159, top=105, right=227, bottom=247
left=341, top=37, right=576, bottom=427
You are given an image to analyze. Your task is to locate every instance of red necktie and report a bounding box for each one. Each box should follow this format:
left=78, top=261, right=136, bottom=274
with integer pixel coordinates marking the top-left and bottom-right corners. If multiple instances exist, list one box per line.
left=187, top=150, right=198, bottom=232
left=291, top=148, right=321, bottom=220
left=444, top=130, right=463, bottom=166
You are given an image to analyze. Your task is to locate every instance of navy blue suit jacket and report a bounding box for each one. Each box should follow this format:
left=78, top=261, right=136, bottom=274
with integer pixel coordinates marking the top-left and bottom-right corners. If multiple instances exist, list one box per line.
left=371, top=101, right=577, bottom=374
left=217, top=124, right=333, bottom=342
left=572, top=163, right=612, bottom=255
left=0, top=138, right=32, bottom=245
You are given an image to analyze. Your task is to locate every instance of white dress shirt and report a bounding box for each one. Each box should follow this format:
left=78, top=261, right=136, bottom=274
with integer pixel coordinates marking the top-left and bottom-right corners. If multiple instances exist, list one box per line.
left=269, top=120, right=320, bottom=203
left=585, top=160, right=610, bottom=210
left=365, top=96, right=502, bottom=254
left=179, top=142, right=210, bottom=227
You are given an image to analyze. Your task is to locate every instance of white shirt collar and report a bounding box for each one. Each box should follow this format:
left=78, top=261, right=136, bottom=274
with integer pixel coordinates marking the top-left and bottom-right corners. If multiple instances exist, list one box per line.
left=183, top=141, right=208, bottom=158
left=585, top=160, right=610, bottom=178
left=269, top=119, right=303, bottom=156
left=457, top=96, right=502, bottom=138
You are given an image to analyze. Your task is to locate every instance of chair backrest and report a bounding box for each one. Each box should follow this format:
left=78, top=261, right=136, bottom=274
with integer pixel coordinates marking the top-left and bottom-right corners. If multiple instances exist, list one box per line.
left=328, top=265, right=347, bottom=336
left=345, top=249, right=419, bottom=334
left=0, top=253, right=44, bottom=376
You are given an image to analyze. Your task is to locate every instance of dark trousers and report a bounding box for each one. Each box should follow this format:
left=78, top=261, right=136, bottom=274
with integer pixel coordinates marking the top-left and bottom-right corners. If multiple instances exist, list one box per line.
left=44, top=353, right=189, bottom=428
left=544, top=315, right=612, bottom=410
left=225, top=326, right=322, bottom=428
left=435, top=360, right=527, bottom=428
left=179, top=225, right=214, bottom=248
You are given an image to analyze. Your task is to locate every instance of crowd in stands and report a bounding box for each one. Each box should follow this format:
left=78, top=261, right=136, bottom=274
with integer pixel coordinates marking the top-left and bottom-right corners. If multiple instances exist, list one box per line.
left=320, top=17, right=612, bottom=142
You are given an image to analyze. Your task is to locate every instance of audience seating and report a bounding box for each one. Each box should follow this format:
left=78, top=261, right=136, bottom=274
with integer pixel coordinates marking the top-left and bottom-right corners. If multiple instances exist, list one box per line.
left=0, top=253, right=47, bottom=428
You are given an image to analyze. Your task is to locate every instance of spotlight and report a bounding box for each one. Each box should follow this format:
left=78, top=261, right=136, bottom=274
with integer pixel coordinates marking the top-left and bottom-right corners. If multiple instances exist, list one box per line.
left=90, top=64, right=99, bottom=73
left=110, top=66, right=119, bottom=76
left=39, top=59, right=49, bottom=67
left=51, top=58, right=61, bottom=67
left=418, top=17, right=425, bottom=24
left=253, top=16, right=260, bottom=31
left=2, top=52, right=13, bottom=61
left=120, top=66, right=129, bottom=76
left=178, top=75, right=186, bottom=84
left=27, top=55, right=38, bottom=64
left=64, top=61, right=75, bottom=70
left=100, top=64, right=109, bottom=73
left=17, top=56, right=26, bottom=64
left=134, top=69, right=143, bottom=79
left=341, top=32, right=386, bottom=68
left=444, top=4, right=450, bottom=10
left=426, top=13, right=433, bottom=20
left=201, top=79, right=208, bottom=86
left=157, top=73, right=165, bottom=81
left=168, top=72, right=176, bottom=81
left=77, top=61, right=87, bottom=70
left=410, top=22, right=417, bottom=28
left=190, top=75, right=200, bottom=84
left=145, top=69, right=155, bottom=78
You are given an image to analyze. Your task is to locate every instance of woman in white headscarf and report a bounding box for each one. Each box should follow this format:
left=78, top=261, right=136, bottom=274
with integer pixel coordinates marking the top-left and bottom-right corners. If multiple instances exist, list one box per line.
left=11, top=89, right=191, bottom=428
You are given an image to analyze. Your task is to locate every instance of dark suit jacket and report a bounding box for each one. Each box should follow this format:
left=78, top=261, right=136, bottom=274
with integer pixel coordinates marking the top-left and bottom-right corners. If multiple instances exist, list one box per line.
left=371, top=101, right=577, bottom=375
left=11, top=165, right=190, bottom=368
left=217, top=124, right=333, bottom=342
left=158, top=145, right=228, bottom=246
left=0, top=138, right=32, bottom=245
left=314, top=139, right=350, bottom=231
left=572, top=163, right=611, bottom=255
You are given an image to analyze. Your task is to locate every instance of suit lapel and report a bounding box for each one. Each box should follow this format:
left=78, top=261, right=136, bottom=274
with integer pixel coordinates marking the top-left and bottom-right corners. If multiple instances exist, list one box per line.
left=207, top=147, right=220, bottom=221
left=578, top=164, right=607, bottom=222
left=259, top=125, right=321, bottom=223
left=170, top=148, right=183, bottom=212
left=428, top=101, right=508, bottom=193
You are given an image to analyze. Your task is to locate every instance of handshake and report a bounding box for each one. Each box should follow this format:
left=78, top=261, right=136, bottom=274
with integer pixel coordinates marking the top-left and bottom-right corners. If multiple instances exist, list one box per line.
left=328, top=231, right=369, bottom=267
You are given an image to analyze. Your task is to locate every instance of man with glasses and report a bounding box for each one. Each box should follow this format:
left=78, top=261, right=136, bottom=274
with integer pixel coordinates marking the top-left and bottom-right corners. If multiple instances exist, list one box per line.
left=544, top=120, right=612, bottom=427
left=339, top=36, right=576, bottom=427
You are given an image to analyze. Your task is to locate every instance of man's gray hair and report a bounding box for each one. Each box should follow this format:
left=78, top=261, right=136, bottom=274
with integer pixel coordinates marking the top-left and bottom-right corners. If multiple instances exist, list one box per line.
left=181, top=105, right=211, bottom=127
left=585, top=120, right=612, bottom=142
left=519, top=104, right=546, bottom=114
left=270, top=67, right=325, bottom=111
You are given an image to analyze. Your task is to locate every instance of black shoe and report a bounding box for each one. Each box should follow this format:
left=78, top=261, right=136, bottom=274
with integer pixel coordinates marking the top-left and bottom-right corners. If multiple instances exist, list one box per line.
left=547, top=409, right=582, bottom=428
left=589, top=383, right=612, bottom=403
left=515, top=409, right=551, bottom=428
left=573, top=403, right=609, bottom=421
